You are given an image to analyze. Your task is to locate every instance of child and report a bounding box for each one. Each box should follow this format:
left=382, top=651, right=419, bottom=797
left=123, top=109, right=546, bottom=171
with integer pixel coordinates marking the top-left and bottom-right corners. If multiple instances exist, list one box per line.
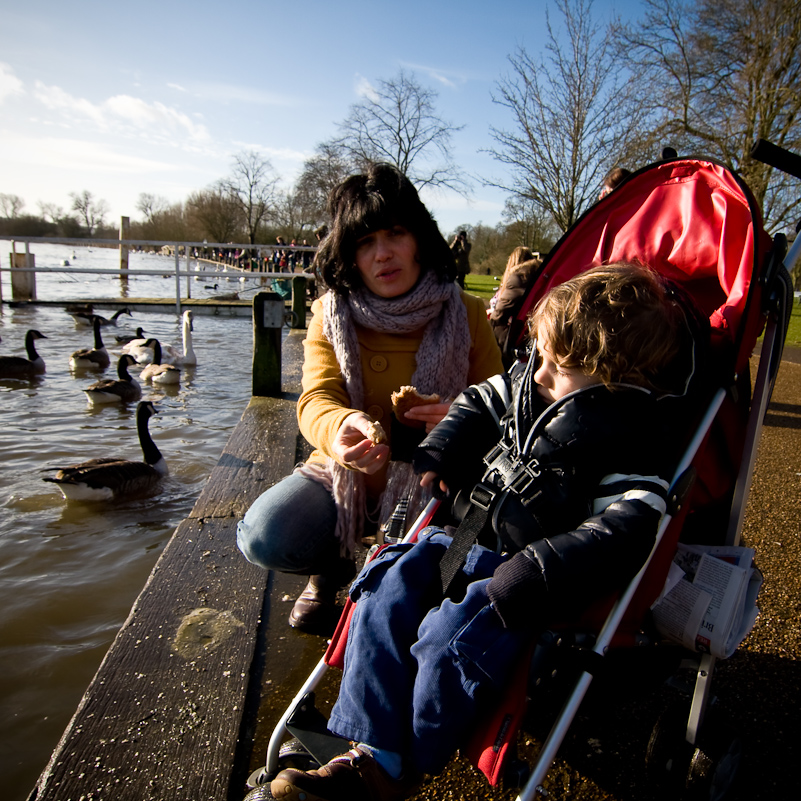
left=269, top=262, right=703, bottom=801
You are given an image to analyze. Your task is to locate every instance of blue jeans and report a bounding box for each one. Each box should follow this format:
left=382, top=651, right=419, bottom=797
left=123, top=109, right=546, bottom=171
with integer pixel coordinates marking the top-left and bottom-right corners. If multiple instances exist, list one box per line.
left=328, top=529, right=530, bottom=776
left=236, top=472, right=340, bottom=574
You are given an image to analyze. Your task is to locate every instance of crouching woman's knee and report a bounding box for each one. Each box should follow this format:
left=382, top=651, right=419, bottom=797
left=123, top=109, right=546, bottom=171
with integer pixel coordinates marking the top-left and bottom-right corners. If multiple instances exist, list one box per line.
left=235, top=471, right=338, bottom=572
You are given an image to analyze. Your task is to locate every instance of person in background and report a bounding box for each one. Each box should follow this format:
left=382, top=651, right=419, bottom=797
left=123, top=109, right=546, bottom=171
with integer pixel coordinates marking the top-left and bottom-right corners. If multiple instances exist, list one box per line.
left=489, top=246, right=542, bottom=368
left=599, top=166, right=632, bottom=200
left=450, top=230, right=471, bottom=288
left=236, top=163, right=503, bottom=633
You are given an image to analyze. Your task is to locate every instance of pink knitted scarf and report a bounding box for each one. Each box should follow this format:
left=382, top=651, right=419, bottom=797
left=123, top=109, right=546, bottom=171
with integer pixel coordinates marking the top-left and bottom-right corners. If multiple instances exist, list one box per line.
left=308, top=270, right=470, bottom=554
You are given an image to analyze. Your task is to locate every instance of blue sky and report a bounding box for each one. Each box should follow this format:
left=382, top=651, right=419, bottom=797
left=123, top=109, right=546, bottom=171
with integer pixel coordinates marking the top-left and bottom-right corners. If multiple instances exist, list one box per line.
left=0, top=0, right=642, bottom=236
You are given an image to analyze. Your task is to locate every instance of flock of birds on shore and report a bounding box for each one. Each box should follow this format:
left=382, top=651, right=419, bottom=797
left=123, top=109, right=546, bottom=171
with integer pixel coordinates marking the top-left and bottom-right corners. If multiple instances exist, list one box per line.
left=1, top=306, right=198, bottom=503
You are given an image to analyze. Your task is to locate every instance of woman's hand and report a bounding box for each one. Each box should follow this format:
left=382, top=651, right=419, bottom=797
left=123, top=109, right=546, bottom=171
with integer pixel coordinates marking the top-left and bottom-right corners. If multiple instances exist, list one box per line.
left=401, top=400, right=452, bottom=433
left=332, top=412, right=390, bottom=475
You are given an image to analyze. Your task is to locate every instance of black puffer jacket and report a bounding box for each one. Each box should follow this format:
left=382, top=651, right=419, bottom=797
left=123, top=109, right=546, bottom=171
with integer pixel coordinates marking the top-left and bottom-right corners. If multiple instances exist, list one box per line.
left=413, top=359, right=685, bottom=629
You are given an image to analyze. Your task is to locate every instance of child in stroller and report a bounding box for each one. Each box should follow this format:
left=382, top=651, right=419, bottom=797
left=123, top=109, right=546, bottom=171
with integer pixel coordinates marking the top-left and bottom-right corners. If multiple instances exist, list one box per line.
left=269, top=261, right=707, bottom=801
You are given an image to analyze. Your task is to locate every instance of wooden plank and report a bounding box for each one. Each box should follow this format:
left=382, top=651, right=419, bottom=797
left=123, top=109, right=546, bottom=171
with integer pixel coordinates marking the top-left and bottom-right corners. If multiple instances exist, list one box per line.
left=30, top=329, right=308, bottom=801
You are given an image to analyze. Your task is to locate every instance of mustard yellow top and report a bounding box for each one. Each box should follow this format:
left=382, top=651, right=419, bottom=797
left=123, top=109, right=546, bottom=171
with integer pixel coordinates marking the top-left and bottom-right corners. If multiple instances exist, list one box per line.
left=298, top=290, right=504, bottom=498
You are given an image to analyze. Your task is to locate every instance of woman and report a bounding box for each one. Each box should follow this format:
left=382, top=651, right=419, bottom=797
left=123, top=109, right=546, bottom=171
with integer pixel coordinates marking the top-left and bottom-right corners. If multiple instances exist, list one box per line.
left=236, top=163, right=503, bottom=632
left=488, top=246, right=542, bottom=368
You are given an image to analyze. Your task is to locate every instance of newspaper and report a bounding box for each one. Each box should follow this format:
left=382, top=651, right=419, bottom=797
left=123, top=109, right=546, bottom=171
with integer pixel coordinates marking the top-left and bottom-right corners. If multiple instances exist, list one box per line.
left=651, top=543, right=763, bottom=658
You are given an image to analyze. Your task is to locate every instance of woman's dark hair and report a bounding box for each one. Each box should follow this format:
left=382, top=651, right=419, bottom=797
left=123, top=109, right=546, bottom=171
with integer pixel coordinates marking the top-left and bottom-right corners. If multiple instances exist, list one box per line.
left=314, top=163, right=455, bottom=293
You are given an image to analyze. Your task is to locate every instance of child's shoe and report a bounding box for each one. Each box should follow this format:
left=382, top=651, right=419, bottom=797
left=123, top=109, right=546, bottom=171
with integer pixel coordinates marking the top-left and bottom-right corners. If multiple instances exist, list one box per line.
left=270, top=745, right=418, bottom=801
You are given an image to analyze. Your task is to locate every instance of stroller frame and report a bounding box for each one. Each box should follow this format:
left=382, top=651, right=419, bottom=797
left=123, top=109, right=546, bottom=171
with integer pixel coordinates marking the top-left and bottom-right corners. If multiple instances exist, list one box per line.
left=250, top=144, right=799, bottom=800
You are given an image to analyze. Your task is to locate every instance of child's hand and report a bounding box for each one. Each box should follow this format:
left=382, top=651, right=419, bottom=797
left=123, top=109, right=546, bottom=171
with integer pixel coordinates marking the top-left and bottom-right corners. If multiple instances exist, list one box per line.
left=420, top=470, right=449, bottom=497
left=402, top=400, right=452, bottom=433
left=333, top=413, right=390, bottom=475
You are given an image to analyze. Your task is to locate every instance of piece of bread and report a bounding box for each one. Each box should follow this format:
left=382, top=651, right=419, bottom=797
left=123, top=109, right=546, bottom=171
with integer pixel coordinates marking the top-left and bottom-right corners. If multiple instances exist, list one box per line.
left=391, top=385, right=441, bottom=429
left=366, top=420, right=388, bottom=444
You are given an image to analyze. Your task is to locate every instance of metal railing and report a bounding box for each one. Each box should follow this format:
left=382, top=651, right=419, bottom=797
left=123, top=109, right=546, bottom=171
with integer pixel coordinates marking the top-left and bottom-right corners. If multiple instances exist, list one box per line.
left=0, top=235, right=315, bottom=315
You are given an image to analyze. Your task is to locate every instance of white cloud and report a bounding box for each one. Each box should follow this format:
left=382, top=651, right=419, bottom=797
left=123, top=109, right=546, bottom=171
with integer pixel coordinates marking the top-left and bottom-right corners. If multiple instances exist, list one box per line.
left=354, top=75, right=379, bottom=103
left=0, top=62, right=24, bottom=103
left=31, top=81, right=211, bottom=144
left=189, top=81, right=298, bottom=106
left=400, top=62, right=465, bottom=90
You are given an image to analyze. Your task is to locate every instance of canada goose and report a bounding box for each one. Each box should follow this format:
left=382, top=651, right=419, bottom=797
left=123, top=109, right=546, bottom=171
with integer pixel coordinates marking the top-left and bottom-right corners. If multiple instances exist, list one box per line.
left=140, top=339, right=180, bottom=384
left=42, top=400, right=167, bottom=501
left=115, top=327, right=146, bottom=345
left=160, top=311, right=196, bottom=366
left=69, top=316, right=110, bottom=370
left=83, top=354, right=142, bottom=405
left=0, top=330, right=47, bottom=378
left=70, top=308, right=132, bottom=326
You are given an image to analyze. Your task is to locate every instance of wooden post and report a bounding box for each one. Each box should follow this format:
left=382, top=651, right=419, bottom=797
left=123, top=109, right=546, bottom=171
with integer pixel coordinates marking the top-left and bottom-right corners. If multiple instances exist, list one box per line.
left=9, top=242, right=36, bottom=301
left=119, top=216, right=130, bottom=280
left=252, top=291, right=283, bottom=396
left=291, top=276, right=307, bottom=329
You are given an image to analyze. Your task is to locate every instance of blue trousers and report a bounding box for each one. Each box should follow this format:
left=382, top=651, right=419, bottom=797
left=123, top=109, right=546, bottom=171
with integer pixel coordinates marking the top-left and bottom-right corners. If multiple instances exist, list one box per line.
left=236, top=472, right=340, bottom=573
left=328, top=529, right=530, bottom=776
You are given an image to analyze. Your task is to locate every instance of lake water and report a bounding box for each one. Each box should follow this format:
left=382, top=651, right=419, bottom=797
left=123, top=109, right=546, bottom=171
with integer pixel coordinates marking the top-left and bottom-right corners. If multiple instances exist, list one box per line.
left=0, top=243, right=279, bottom=800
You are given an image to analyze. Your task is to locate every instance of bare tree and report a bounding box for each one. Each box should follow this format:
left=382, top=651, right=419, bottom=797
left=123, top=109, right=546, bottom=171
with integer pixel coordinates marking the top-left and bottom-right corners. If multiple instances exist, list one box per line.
left=0, top=193, right=25, bottom=218
left=69, top=190, right=109, bottom=235
left=37, top=201, right=65, bottom=224
left=185, top=186, right=241, bottom=244
left=332, top=69, right=470, bottom=195
left=615, top=0, right=801, bottom=232
left=136, top=193, right=170, bottom=225
left=294, top=142, right=354, bottom=225
left=487, top=0, right=649, bottom=233
left=221, top=150, right=279, bottom=244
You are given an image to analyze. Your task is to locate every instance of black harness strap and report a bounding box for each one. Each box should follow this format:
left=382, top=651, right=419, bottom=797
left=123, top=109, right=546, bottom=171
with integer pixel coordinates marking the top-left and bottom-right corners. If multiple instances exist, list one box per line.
left=439, top=483, right=496, bottom=596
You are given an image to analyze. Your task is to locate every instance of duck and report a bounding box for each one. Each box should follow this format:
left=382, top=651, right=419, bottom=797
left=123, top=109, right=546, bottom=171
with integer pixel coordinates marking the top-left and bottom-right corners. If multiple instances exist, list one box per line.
left=160, top=311, right=196, bottom=366
left=140, top=339, right=181, bottom=384
left=70, top=308, right=132, bottom=327
left=204, top=283, right=219, bottom=290
left=115, top=327, right=146, bottom=345
left=42, top=400, right=168, bottom=501
left=83, top=354, right=142, bottom=405
left=69, top=316, right=110, bottom=370
left=0, top=330, right=47, bottom=378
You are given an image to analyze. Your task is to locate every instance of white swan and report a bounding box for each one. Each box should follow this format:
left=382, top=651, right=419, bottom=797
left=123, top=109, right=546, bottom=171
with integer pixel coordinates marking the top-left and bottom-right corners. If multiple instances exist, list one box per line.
left=83, top=354, right=142, bottom=405
left=160, top=310, right=197, bottom=366
left=69, top=316, right=110, bottom=370
left=0, top=330, right=47, bottom=378
left=42, top=400, right=167, bottom=501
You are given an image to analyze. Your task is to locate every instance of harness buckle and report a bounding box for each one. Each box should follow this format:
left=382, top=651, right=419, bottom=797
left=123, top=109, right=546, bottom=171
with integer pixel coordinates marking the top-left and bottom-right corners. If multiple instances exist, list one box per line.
left=469, top=482, right=497, bottom=512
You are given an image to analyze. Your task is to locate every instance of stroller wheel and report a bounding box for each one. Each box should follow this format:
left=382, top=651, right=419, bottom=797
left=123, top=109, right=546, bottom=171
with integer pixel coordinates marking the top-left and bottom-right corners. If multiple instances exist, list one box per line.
left=686, top=729, right=742, bottom=801
left=242, top=782, right=276, bottom=800
left=646, top=701, right=742, bottom=800
left=646, top=701, right=696, bottom=793
left=278, top=735, right=322, bottom=771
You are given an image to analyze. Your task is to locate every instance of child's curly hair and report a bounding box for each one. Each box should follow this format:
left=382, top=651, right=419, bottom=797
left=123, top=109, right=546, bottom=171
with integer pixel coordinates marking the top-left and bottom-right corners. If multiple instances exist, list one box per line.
left=529, top=262, right=691, bottom=393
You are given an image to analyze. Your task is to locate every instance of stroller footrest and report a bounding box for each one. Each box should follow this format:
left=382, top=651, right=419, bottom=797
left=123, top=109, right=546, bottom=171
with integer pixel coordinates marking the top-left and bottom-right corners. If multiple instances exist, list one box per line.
left=286, top=692, right=351, bottom=767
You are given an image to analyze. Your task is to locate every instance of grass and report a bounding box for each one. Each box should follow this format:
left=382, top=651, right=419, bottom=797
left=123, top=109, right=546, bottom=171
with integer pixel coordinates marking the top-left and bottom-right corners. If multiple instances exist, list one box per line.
left=464, top=273, right=501, bottom=301
left=785, top=298, right=801, bottom=347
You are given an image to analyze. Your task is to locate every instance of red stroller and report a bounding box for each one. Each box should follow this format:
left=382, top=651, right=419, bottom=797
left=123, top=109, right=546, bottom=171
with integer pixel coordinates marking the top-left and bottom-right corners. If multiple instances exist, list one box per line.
left=246, top=142, right=799, bottom=801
